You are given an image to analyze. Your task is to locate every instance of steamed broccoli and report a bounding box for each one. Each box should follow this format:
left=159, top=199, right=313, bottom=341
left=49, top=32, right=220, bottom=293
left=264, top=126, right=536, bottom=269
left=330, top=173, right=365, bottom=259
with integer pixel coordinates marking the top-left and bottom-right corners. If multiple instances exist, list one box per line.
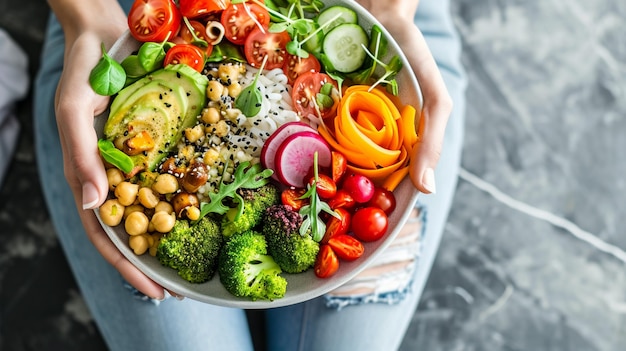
left=156, top=217, right=223, bottom=283
left=220, top=183, right=279, bottom=238
left=262, top=204, right=319, bottom=274
left=218, top=230, right=287, bottom=300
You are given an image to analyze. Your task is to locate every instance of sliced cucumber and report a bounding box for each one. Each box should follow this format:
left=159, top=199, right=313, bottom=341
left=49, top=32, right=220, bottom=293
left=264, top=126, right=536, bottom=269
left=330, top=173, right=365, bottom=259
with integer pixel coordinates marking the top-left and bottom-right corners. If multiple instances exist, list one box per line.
left=322, top=23, right=368, bottom=73
left=303, top=22, right=325, bottom=55
left=317, top=6, right=358, bottom=35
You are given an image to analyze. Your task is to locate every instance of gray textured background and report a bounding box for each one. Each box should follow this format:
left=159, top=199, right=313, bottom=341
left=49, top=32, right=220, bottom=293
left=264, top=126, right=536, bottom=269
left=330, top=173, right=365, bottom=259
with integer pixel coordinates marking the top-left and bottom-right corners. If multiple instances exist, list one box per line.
left=1, top=0, right=625, bottom=350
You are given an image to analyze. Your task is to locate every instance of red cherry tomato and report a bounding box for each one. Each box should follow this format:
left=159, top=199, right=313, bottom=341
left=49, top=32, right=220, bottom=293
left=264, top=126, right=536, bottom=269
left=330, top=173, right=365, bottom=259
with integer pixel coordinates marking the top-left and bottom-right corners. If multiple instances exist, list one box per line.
left=321, top=208, right=351, bottom=243
left=314, top=244, right=339, bottom=278
left=291, top=71, right=340, bottom=120
left=281, top=188, right=308, bottom=211
left=366, top=187, right=397, bottom=215
left=330, top=151, right=347, bottom=183
left=244, top=28, right=291, bottom=70
left=328, top=234, right=364, bottom=261
left=179, top=20, right=214, bottom=56
left=221, top=2, right=270, bottom=45
left=179, top=0, right=230, bottom=18
left=283, top=53, right=321, bottom=85
left=351, top=207, right=388, bottom=242
left=307, top=173, right=337, bottom=200
left=164, top=44, right=205, bottom=72
left=327, top=189, right=356, bottom=211
left=341, top=173, right=375, bottom=203
left=128, top=0, right=181, bottom=43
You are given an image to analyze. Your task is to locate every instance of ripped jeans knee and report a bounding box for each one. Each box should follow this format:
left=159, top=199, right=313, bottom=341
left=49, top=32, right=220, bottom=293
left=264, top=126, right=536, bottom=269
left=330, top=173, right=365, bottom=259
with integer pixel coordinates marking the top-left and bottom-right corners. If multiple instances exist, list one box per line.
left=324, top=205, right=426, bottom=310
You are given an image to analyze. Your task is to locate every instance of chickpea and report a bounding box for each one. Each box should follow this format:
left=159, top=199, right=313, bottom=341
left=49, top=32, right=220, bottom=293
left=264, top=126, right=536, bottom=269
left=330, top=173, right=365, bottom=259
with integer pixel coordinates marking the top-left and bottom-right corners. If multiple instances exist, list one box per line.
left=138, top=187, right=160, bottom=209
left=106, top=168, right=125, bottom=191
left=203, top=148, right=220, bottom=166
left=214, top=120, right=229, bottom=137
left=186, top=206, right=201, bottom=221
left=224, top=108, right=239, bottom=121
left=154, top=201, right=174, bottom=214
left=177, top=144, right=195, bottom=162
left=114, top=181, right=139, bottom=206
left=148, top=233, right=163, bottom=257
left=218, top=64, right=241, bottom=83
left=125, top=211, right=150, bottom=235
left=123, top=204, right=144, bottom=219
left=152, top=174, right=179, bottom=195
left=207, top=80, right=224, bottom=101
left=151, top=211, right=176, bottom=233
left=99, top=199, right=125, bottom=227
left=201, top=107, right=221, bottom=125
left=184, top=124, right=204, bottom=143
left=227, top=82, right=242, bottom=98
left=129, top=234, right=149, bottom=255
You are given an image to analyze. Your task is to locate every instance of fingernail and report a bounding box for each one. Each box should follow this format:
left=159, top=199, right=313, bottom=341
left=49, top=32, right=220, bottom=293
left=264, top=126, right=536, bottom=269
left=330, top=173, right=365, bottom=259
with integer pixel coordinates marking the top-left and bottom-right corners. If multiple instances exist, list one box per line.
left=422, top=168, right=437, bottom=194
left=82, top=182, right=100, bottom=210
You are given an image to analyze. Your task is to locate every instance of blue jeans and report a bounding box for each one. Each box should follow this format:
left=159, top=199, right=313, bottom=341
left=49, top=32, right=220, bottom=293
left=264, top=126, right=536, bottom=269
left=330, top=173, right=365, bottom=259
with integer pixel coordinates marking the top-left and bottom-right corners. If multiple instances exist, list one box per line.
left=34, top=1, right=465, bottom=350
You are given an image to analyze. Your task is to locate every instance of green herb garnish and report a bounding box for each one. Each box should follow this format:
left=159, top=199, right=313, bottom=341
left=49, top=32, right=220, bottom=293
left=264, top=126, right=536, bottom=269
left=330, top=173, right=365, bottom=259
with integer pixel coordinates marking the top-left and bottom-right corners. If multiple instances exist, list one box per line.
left=97, top=139, right=133, bottom=174
left=235, top=55, right=268, bottom=117
left=89, top=43, right=126, bottom=96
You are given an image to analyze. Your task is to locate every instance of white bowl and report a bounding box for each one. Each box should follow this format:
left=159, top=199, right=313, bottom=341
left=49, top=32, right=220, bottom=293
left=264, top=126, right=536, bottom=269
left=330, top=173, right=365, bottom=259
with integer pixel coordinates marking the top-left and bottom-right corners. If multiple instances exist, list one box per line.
left=94, top=0, right=422, bottom=309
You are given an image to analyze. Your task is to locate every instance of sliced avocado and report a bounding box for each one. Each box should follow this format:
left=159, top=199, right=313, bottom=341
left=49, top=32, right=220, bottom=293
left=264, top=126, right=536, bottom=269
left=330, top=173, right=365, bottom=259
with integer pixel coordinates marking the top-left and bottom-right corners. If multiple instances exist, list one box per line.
left=104, top=64, right=208, bottom=172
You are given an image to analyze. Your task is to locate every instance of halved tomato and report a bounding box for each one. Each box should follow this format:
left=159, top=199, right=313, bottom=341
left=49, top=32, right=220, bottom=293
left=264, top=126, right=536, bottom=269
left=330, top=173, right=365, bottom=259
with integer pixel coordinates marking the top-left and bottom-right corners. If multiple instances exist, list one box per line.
left=291, top=71, right=340, bottom=120
left=179, top=20, right=214, bottom=56
left=283, top=53, right=321, bottom=85
left=328, top=234, right=364, bottom=261
left=244, top=28, right=291, bottom=70
left=179, top=0, right=230, bottom=19
left=164, top=44, right=205, bottom=72
left=128, top=0, right=181, bottom=43
left=281, top=188, right=308, bottom=212
left=314, top=244, right=339, bottom=278
left=220, top=2, right=270, bottom=45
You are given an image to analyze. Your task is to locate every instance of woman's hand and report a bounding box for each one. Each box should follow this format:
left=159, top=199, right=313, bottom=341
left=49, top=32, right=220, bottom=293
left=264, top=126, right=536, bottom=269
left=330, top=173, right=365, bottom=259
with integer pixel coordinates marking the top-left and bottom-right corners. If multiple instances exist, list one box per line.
left=50, top=0, right=166, bottom=300
left=356, top=0, right=453, bottom=194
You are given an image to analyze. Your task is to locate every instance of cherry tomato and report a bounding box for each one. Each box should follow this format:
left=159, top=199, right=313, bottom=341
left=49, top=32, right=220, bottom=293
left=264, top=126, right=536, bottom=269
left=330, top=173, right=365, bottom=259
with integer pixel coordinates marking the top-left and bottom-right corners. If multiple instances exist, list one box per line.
left=366, top=187, right=397, bottom=215
left=281, top=188, right=308, bottom=211
left=327, top=189, right=356, bottom=211
left=291, top=72, right=340, bottom=120
left=164, top=44, right=205, bottom=72
left=314, top=244, right=339, bottom=278
left=221, top=2, right=270, bottom=45
left=331, top=151, right=347, bottom=183
left=283, top=53, right=321, bottom=85
left=179, top=20, right=214, bottom=56
left=128, top=0, right=181, bottom=43
left=351, top=207, right=388, bottom=242
left=341, top=173, right=375, bottom=203
left=244, top=28, right=291, bottom=70
left=321, top=208, right=351, bottom=243
left=179, top=0, right=230, bottom=19
left=328, top=234, right=364, bottom=261
left=306, top=173, right=337, bottom=200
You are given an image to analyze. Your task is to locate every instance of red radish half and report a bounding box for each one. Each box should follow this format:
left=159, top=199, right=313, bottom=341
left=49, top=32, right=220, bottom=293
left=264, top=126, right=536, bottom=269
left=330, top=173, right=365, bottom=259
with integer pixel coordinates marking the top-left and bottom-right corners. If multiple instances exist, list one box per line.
left=260, top=121, right=316, bottom=180
left=275, top=131, right=332, bottom=188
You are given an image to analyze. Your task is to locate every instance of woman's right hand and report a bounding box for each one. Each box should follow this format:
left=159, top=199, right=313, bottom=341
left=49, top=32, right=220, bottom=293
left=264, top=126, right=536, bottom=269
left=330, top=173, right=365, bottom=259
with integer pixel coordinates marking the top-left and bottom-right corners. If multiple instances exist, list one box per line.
left=50, top=0, right=167, bottom=300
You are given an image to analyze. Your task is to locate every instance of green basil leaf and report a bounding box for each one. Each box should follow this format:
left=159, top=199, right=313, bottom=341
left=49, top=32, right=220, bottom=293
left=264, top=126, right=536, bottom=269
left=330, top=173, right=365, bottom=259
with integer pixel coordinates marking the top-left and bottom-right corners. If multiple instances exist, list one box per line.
left=97, top=139, right=134, bottom=174
left=89, top=43, right=126, bottom=96
left=236, top=86, right=263, bottom=117
left=138, top=42, right=166, bottom=72
left=121, top=54, right=148, bottom=78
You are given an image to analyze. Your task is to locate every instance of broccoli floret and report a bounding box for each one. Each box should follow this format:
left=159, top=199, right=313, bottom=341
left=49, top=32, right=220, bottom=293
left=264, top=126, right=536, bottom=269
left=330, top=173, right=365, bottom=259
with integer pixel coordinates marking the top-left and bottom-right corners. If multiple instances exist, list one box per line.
left=221, top=183, right=279, bottom=238
left=262, top=204, right=319, bottom=274
left=218, top=230, right=287, bottom=300
left=156, top=217, right=223, bottom=283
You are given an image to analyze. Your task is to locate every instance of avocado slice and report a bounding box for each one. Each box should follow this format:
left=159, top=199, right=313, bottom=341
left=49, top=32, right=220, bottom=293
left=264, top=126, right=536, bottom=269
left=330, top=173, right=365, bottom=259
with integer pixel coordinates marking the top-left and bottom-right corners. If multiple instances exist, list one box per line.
left=104, top=64, right=208, bottom=172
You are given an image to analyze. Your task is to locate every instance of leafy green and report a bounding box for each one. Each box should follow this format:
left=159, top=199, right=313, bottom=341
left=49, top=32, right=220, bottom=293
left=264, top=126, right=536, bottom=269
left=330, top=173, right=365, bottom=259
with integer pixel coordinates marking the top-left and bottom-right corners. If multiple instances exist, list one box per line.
left=137, top=34, right=172, bottom=73
left=298, top=152, right=338, bottom=242
left=236, top=55, right=268, bottom=117
left=97, top=139, right=133, bottom=174
left=193, top=161, right=274, bottom=225
left=89, top=43, right=126, bottom=96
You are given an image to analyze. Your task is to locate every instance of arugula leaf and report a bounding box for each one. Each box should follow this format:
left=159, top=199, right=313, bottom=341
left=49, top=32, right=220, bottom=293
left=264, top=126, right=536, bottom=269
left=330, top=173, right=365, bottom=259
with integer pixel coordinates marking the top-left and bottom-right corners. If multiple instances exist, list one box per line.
left=193, top=161, right=273, bottom=225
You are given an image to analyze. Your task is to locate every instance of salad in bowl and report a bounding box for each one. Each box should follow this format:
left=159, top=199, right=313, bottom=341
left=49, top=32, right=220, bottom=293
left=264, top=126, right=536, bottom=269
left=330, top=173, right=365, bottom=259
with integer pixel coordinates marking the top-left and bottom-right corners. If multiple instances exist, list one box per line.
left=92, top=0, right=422, bottom=308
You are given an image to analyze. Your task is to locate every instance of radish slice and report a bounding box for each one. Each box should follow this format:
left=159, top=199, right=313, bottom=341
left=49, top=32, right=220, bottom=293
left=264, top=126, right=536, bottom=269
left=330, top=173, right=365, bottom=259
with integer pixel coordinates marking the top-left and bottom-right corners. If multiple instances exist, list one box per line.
left=261, top=121, right=316, bottom=180
left=275, top=131, right=332, bottom=188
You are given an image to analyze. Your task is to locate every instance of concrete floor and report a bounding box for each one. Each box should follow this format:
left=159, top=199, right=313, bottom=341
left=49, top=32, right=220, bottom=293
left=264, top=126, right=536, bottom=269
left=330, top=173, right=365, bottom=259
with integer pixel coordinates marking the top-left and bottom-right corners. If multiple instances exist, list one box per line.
left=1, top=0, right=625, bottom=350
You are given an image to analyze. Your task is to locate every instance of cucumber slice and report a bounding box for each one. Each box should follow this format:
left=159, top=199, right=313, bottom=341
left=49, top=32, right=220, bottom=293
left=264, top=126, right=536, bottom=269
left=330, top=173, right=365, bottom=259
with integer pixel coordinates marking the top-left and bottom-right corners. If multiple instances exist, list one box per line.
left=317, top=6, right=358, bottom=35
left=322, top=23, right=368, bottom=73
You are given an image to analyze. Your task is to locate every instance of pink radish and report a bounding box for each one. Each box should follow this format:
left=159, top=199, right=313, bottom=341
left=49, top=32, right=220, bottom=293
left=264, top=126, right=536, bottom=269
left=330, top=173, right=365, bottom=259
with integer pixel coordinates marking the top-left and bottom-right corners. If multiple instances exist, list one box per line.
left=261, top=121, right=316, bottom=180
left=275, top=131, right=332, bottom=188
